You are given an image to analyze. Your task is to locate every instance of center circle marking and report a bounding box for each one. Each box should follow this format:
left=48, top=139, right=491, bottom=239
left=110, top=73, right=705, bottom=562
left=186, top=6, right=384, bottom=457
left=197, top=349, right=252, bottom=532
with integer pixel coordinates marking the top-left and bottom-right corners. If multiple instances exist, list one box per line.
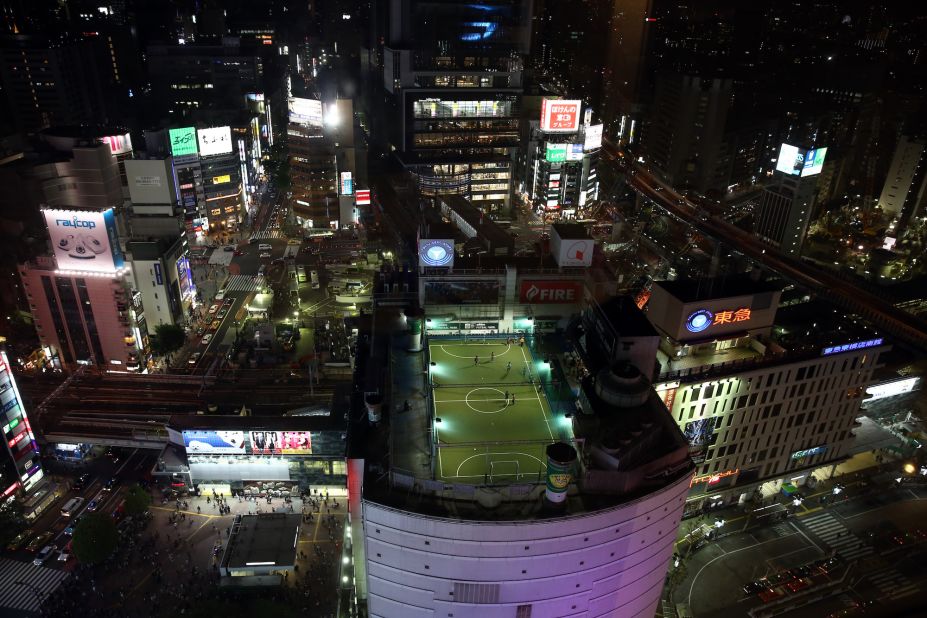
left=465, top=388, right=509, bottom=414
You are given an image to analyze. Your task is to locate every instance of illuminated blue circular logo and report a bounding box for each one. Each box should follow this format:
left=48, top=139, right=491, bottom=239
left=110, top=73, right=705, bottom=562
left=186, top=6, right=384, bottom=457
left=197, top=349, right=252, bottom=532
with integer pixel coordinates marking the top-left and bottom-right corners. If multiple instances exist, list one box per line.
left=420, top=240, right=453, bottom=267
left=686, top=309, right=714, bottom=333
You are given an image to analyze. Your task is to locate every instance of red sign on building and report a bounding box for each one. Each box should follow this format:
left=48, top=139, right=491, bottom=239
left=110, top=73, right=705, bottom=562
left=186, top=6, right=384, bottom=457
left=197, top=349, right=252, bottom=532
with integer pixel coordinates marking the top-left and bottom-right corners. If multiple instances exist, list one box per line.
left=355, top=189, right=371, bottom=205
left=520, top=280, right=582, bottom=304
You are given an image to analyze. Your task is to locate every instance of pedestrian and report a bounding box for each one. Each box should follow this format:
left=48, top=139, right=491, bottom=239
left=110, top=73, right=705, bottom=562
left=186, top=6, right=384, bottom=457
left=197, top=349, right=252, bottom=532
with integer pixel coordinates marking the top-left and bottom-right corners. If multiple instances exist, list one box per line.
left=506, top=361, right=512, bottom=371
left=511, top=393, right=516, bottom=406
left=504, top=390, right=509, bottom=402
left=474, top=355, right=479, bottom=365
left=490, top=351, right=495, bottom=362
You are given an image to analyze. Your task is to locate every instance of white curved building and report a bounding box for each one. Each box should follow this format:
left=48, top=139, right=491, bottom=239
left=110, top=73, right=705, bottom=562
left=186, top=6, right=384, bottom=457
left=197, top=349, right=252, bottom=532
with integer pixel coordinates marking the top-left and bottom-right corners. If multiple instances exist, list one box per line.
left=359, top=338, right=695, bottom=618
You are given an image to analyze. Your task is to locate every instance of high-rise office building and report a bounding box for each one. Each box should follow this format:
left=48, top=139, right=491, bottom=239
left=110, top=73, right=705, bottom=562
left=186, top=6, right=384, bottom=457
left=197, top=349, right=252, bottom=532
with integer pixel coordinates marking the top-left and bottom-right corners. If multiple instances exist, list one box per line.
left=377, top=0, right=533, bottom=218
left=754, top=143, right=828, bottom=256
left=877, top=135, right=927, bottom=236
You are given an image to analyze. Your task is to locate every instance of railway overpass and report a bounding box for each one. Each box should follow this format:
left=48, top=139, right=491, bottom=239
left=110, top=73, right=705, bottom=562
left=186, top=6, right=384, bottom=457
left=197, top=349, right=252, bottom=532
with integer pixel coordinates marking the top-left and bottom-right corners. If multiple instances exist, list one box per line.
left=601, top=141, right=927, bottom=352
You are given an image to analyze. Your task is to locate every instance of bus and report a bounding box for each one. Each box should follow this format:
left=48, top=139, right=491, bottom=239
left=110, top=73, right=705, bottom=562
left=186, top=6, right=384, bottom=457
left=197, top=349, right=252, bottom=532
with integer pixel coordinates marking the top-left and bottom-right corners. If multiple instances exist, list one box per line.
left=310, top=270, right=320, bottom=289
left=297, top=265, right=307, bottom=284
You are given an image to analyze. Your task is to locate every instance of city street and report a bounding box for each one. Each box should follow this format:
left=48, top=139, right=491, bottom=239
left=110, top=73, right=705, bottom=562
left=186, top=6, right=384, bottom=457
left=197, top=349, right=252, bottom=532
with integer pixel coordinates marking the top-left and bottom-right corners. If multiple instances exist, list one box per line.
left=669, top=477, right=927, bottom=617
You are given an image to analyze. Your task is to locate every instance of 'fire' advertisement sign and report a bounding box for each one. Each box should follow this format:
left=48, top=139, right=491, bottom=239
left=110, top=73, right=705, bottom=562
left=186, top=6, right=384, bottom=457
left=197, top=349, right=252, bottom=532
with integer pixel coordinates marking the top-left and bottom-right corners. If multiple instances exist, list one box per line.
left=520, top=280, right=583, bottom=304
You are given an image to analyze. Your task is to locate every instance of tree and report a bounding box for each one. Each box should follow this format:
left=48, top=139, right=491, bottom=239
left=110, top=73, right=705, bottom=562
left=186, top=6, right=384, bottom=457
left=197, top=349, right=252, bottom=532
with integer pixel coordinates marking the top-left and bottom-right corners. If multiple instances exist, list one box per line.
left=71, top=512, right=117, bottom=565
left=123, top=483, right=152, bottom=517
left=150, top=323, right=186, bottom=357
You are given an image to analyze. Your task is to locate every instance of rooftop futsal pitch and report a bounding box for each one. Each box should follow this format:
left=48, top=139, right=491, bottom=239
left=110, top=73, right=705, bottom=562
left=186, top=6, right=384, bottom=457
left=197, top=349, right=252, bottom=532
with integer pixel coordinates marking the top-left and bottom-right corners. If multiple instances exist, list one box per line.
left=429, top=338, right=559, bottom=484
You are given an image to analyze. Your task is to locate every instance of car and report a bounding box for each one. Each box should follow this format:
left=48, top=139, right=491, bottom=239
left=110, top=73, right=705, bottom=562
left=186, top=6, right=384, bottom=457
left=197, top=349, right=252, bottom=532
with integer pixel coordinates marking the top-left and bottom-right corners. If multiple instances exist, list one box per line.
left=758, top=587, right=785, bottom=603
left=72, top=473, right=90, bottom=490
left=272, top=257, right=285, bottom=265
left=64, top=517, right=81, bottom=536
left=195, top=326, right=205, bottom=337
left=188, top=352, right=202, bottom=365
left=6, top=530, right=33, bottom=551
left=27, top=532, right=53, bottom=552
left=86, top=500, right=98, bottom=512
left=767, top=572, right=791, bottom=586
left=743, top=581, right=767, bottom=595
left=103, top=477, right=118, bottom=491
left=260, top=252, right=272, bottom=259
left=233, top=249, right=243, bottom=256
left=217, top=310, right=228, bottom=320
left=223, top=298, right=234, bottom=306
left=201, top=334, right=213, bottom=345
left=57, top=547, right=72, bottom=562
left=33, top=545, right=55, bottom=566
left=786, top=578, right=811, bottom=593
left=208, top=304, right=219, bottom=314
left=215, top=291, right=226, bottom=300
left=208, top=321, right=220, bottom=331
left=223, top=245, right=235, bottom=252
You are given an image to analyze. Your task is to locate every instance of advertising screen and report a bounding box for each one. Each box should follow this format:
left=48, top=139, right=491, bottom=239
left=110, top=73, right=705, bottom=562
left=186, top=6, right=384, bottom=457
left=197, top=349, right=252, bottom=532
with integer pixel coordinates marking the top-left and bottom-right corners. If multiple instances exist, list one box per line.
left=197, top=126, right=233, bottom=157
left=775, top=143, right=801, bottom=175
left=584, top=124, right=603, bottom=151
left=281, top=431, right=312, bottom=454
left=865, top=377, right=919, bottom=401
left=520, top=280, right=582, bottom=304
left=288, top=97, right=323, bottom=127
left=555, top=238, right=594, bottom=267
left=566, top=144, right=585, bottom=161
left=182, top=430, right=245, bottom=454
left=355, top=189, right=371, bottom=206
left=801, top=147, right=827, bottom=177
left=340, top=171, right=354, bottom=195
left=541, top=99, right=582, bottom=132
left=43, top=208, right=122, bottom=273
left=169, top=127, right=198, bottom=157
left=545, top=143, right=567, bottom=163
left=424, top=280, right=500, bottom=305
left=418, top=239, right=454, bottom=268
left=249, top=431, right=282, bottom=455
left=98, top=133, right=133, bottom=156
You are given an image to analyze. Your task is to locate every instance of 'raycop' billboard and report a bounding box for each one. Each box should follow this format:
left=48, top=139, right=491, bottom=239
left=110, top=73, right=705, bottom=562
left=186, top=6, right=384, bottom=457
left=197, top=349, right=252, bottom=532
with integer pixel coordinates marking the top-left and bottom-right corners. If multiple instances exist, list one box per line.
left=43, top=208, right=125, bottom=273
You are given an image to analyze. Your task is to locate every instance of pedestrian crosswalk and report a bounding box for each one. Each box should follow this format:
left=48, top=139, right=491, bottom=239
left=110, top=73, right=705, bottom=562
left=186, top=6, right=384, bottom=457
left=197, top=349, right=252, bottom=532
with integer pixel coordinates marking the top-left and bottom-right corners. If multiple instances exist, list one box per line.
left=865, top=563, right=918, bottom=600
left=800, top=512, right=873, bottom=561
left=0, top=557, right=69, bottom=615
left=250, top=230, right=284, bottom=240
left=223, top=274, right=266, bottom=293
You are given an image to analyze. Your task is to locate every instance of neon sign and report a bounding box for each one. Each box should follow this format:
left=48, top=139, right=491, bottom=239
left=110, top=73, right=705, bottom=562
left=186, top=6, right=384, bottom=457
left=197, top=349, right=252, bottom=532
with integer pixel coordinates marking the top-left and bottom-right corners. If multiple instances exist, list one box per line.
left=821, top=338, right=883, bottom=356
left=690, top=468, right=739, bottom=487
left=685, top=307, right=751, bottom=333
left=791, top=446, right=826, bottom=460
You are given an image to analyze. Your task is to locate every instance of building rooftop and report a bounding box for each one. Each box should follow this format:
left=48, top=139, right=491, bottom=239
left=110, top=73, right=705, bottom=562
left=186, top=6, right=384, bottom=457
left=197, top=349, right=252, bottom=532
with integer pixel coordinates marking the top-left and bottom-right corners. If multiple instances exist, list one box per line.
left=655, top=275, right=781, bottom=304
left=220, top=513, right=300, bottom=571
left=439, top=194, right=514, bottom=253
left=552, top=223, right=591, bottom=240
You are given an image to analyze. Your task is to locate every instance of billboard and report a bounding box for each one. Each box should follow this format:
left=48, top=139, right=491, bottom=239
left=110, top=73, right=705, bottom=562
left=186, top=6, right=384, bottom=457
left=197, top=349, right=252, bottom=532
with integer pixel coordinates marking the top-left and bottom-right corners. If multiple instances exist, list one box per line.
left=182, top=430, right=246, bottom=454
left=775, top=143, right=828, bottom=177
left=424, top=280, right=499, bottom=305
left=169, top=127, right=198, bottom=157
left=355, top=189, right=371, bottom=206
left=43, top=208, right=124, bottom=273
left=418, top=239, right=454, bottom=268
left=865, top=377, right=919, bottom=401
left=288, top=97, right=323, bottom=127
left=125, top=159, right=174, bottom=205
left=98, top=133, right=133, bottom=156
left=340, top=171, right=354, bottom=195
left=554, top=238, right=593, bottom=267
left=197, top=126, right=233, bottom=157
left=520, top=280, right=582, bottom=304
left=541, top=99, right=582, bottom=133
left=566, top=144, right=585, bottom=161
left=584, top=124, right=603, bottom=151
left=802, top=147, right=827, bottom=176
left=545, top=143, right=567, bottom=163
